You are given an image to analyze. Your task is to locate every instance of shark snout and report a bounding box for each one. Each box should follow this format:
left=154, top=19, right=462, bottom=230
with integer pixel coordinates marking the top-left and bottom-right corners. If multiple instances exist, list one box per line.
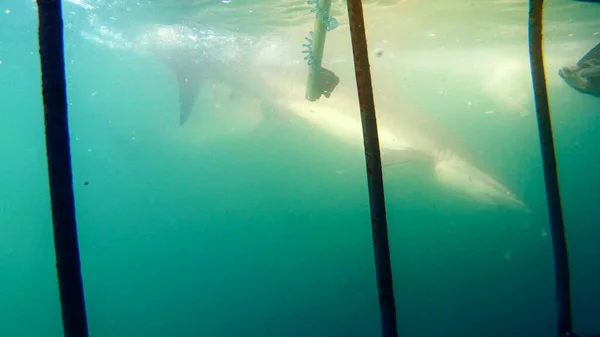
left=504, top=193, right=530, bottom=213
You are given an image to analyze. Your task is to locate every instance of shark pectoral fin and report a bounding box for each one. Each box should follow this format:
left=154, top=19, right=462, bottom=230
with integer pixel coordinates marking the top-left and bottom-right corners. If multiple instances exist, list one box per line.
left=381, top=149, right=426, bottom=167
left=259, top=100, right=277, bottom=120
left=175, top=68, right=205, bottom=126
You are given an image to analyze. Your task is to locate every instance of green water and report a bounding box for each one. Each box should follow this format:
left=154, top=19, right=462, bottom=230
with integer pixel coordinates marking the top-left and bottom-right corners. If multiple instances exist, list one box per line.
left=1, top=1, right=599, bottom=337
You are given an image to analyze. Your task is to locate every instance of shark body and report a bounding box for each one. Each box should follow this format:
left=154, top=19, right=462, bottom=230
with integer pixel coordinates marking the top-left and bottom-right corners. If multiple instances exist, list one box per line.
left=136, top=23, right=527, bottom=210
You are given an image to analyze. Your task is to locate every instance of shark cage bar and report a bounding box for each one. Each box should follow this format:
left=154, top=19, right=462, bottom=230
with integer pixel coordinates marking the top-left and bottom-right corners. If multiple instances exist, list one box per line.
left=36, top=0, right=90, bottom=336
left=528, top=1, right=578, bottom=337
left=344, top=2, right=399, bottom=337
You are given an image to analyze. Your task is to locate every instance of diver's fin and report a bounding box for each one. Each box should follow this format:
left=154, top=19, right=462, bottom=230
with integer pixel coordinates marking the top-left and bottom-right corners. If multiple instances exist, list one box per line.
left=577, top=42, right=600, bottom=68
left=381, top=149, right=427, bottom=167
left=175, top=67, right=205, bottom=126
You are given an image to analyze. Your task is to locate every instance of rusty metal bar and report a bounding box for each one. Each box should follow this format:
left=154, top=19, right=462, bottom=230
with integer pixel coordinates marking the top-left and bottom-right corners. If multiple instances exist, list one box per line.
left=527, top=1, right=576, bottom=337
left=36, top=0, right=89, bottom=336
left=345, top=2, right=398, bottom=337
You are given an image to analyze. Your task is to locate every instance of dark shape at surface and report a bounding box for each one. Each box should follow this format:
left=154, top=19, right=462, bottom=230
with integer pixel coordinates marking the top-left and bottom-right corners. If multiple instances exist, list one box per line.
left=558, top=42, right=600, bottom=97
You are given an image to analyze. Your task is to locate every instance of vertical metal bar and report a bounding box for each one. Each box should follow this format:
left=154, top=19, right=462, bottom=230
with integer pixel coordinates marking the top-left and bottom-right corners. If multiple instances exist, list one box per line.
left=345, top=2, right=398, bottom=337
left=36, top=1, right=90, bottom=336
left=305, top=0, right=333, bottom=101
left=527, top=1, right=576, bottom=337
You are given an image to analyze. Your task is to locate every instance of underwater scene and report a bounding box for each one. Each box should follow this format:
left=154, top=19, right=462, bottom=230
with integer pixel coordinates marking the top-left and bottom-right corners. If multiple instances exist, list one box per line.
left=0, top=0, right=599, bottom=336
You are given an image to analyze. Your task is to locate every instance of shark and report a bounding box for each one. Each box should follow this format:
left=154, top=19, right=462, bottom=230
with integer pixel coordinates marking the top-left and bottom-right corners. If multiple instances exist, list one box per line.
left=134, top=23, right=527, bottom=210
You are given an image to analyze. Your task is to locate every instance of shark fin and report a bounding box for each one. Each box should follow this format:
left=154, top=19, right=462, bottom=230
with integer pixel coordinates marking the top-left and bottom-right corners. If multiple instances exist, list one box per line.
left=577, top=42, right=600, bottom=68
left=174, top=66, right=205, bottom=126
left=259, top=100, right=278, bottom=121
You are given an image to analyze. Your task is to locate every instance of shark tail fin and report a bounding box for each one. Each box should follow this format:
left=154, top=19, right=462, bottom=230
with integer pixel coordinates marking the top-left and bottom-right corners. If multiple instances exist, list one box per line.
left=176, top=69, right=205, bottom=125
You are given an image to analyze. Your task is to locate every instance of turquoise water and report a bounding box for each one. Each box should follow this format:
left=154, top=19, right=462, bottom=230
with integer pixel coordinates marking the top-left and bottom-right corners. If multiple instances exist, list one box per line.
left=1, top=1, right=599, bottom=337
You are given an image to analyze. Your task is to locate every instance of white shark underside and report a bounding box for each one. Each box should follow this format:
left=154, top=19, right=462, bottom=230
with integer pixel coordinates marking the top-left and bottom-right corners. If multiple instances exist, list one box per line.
left=136, top=23, right=527, bottom=210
